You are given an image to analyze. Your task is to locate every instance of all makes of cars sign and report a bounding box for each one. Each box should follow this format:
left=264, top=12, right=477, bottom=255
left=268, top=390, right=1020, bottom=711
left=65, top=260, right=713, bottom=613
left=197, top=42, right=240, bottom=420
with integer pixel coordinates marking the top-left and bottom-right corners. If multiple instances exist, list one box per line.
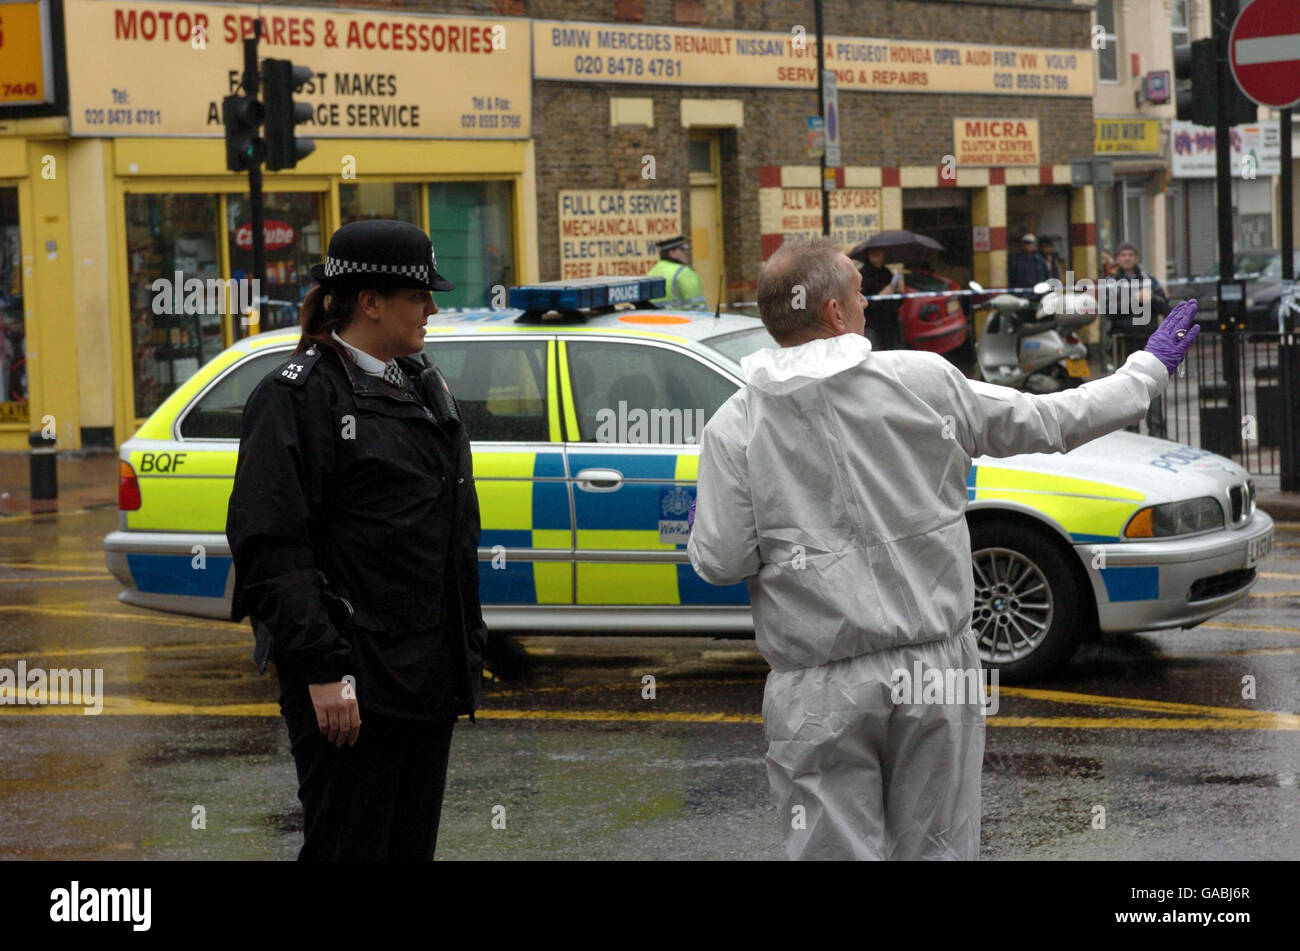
left=64, top=0, right=531, bottom=138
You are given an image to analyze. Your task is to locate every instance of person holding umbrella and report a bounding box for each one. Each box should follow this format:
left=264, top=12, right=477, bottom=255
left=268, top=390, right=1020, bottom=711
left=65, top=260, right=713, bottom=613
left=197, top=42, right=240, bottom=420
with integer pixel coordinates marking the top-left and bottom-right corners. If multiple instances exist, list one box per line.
left=858, top=248, right=905, bottom=350
left=849, top=231, right=946, bottom=351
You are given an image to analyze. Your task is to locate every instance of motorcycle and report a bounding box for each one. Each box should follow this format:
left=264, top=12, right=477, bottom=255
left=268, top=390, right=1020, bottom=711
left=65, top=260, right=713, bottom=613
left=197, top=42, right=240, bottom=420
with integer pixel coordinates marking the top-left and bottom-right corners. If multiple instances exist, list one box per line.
left=969, top=280, right=1097, bottom=392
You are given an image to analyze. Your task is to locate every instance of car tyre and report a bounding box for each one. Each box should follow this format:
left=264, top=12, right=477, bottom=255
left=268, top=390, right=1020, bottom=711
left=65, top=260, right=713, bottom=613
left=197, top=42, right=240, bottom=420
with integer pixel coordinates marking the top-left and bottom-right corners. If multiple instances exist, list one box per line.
left=969, top=520, right=1085, bottom=682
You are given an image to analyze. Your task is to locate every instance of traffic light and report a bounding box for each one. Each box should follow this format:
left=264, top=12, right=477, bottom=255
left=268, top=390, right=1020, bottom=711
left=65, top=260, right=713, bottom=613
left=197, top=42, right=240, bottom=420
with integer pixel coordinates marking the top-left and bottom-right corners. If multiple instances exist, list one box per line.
left=1174, top=39, right=1216, bottom=126
left=1174, top=37, right=1257, bottom=127
left=263, top=59, right=316, bottom=171
left=222, top=94, right=264, bottom=172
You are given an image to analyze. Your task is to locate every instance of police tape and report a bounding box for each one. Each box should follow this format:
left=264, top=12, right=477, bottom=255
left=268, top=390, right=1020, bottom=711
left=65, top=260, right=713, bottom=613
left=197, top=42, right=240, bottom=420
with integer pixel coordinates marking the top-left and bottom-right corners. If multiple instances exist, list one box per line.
left=730, top=279, right=1144, bottom=307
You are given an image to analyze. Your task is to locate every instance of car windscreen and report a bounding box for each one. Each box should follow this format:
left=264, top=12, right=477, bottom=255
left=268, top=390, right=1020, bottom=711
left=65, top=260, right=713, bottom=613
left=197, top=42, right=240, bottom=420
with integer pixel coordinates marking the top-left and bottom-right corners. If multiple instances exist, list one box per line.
left=704, top=327, right=778, bottom=363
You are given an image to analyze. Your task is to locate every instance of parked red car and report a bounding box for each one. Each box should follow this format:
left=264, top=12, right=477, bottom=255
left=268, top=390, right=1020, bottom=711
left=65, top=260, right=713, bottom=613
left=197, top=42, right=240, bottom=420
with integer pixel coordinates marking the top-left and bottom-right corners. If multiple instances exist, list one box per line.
left=899, top=268, right=968, bottom=354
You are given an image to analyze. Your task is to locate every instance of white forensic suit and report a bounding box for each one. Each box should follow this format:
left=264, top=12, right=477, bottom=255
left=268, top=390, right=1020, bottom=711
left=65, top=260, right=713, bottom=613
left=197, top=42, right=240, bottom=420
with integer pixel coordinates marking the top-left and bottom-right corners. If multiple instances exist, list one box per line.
left=687, top=332, right=1168, bottom=860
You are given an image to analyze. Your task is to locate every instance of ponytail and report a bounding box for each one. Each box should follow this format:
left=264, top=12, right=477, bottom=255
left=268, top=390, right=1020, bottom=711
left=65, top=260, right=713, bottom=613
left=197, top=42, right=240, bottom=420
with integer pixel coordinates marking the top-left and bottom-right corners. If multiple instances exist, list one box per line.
left=295, top=280, right=401, bottom=355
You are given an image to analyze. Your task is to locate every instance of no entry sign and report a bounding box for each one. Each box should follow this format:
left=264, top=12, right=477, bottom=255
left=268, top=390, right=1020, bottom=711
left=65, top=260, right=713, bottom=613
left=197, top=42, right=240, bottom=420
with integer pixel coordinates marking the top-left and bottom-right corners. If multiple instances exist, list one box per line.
left=1230, top=0, right=1300, bottom=109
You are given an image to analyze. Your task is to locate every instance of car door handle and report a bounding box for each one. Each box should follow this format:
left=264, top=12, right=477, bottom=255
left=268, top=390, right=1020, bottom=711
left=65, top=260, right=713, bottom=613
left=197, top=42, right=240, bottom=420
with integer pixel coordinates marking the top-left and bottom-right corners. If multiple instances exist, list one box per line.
left=575, top=468, right=624, bottom=492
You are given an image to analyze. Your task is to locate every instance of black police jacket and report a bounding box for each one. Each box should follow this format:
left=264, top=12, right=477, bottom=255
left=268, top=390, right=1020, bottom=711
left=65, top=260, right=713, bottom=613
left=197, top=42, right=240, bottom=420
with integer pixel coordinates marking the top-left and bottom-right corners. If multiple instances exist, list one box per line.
left=226, top=343, right=486, bottom=721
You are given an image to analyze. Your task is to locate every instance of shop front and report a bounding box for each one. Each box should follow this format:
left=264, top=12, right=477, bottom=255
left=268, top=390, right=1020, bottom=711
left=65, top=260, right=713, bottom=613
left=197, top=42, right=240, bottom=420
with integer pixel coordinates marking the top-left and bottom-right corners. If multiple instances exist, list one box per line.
left=60, top=0, right=535, bottom=446
left=0, top=0, right=68, bottom=451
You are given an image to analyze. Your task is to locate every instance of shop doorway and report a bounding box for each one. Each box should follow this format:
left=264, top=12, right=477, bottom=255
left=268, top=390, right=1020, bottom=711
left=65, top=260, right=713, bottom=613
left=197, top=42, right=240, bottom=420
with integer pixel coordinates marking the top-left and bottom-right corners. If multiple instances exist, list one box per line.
left=0, top=186, right=26, bottom=419
left=902, top=188, right=973, bottom=286
left=1007, top=185, right=1073, bottom=277
left=689, top=131, right=724, bottom=311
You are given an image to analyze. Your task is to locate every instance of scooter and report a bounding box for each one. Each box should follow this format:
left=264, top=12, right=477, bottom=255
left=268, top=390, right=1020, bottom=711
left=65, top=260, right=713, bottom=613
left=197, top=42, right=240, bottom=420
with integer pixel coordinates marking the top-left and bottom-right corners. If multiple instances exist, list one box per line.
left=969, top=280, right=1097, bottom=392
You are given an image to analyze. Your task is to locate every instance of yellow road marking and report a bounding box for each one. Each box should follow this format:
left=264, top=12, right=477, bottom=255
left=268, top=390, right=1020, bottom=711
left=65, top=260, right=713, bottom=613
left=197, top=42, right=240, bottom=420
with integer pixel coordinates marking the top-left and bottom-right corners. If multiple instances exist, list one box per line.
left=1248, top=590, right=1300, bottom=599
left=0, top=574, right=110, bottom=584
left=986, top=716, right=1296, bottom=730
left=1, top=697, right=1296, bottom=729
left=0, top=641, right=245, bottom=662
left=1228, top=647, right=1300, bottom=656
left=997, top=686, right=1294, bottom=724
left=0, top=561, right=108, bottom=572
left=1271, top=521, right=1300, bottom=530
left=0, top=604, right=233, bottom=631
left=1260, top=571, right=1300, bottom=579
left=0, top=509, right=92, bottom=524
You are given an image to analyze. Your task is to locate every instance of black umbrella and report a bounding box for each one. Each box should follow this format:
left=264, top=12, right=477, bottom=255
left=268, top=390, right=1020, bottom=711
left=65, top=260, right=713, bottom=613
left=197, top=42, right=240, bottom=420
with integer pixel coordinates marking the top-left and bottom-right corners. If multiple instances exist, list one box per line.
left=848, top=230, right=945, bottom=266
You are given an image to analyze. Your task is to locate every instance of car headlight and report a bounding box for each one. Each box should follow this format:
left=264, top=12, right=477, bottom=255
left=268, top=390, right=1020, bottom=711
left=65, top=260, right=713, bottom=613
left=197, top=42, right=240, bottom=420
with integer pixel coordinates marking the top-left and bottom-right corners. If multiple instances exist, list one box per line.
left=1125, top=497, right=1224, bottom=538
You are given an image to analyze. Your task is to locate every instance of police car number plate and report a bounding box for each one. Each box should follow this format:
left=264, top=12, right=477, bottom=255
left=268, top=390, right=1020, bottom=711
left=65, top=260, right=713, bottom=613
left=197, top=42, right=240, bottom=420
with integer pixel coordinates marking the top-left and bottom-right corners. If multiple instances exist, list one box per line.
left=1065, top=358, right=1091, bottom=378
left=1246, top=531, right=1272, bottom=568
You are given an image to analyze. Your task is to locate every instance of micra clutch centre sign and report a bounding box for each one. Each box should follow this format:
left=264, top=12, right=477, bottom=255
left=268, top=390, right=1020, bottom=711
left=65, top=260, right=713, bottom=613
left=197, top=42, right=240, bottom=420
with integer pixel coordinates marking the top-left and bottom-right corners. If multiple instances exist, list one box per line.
left=953, top=118, right=1040, bottom=166
left=63, top=0, right=530, bottom=138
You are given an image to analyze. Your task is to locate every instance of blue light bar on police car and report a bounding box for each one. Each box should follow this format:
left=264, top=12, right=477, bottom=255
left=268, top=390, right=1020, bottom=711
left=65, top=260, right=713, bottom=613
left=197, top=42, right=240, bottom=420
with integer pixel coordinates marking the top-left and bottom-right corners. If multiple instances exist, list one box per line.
left=508, top=276, right=666, bottom=312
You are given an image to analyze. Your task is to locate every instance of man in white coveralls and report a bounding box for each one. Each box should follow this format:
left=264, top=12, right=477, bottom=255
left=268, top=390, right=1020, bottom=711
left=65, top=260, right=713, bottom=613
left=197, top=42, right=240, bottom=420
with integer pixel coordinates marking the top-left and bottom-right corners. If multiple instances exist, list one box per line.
left=687, top=237, right=1200, bottom=860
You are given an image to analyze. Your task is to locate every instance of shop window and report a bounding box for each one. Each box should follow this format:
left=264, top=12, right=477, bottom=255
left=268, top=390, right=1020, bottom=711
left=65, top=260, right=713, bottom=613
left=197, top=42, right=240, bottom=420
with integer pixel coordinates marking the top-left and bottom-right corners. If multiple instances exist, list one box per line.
left=125, top=194, right=223, bottom=419
left=339, top=182, right=420, bottom=225
left=0, top=187, right=25, bottom=419
left=426, top=181, right=514, bottom=310
left=1171, top=0, right=1190, bottom=53
left=689, top=138, right=713, bottom=174
left=226, top=192, right=324, bottom=333
left=1096, top=0, right=1119, bottom=83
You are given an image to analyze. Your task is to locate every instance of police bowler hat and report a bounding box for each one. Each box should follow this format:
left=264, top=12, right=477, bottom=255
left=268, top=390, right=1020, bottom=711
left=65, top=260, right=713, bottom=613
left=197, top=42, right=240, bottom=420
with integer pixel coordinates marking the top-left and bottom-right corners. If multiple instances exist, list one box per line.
left=310, top=219, right=454, bottom=292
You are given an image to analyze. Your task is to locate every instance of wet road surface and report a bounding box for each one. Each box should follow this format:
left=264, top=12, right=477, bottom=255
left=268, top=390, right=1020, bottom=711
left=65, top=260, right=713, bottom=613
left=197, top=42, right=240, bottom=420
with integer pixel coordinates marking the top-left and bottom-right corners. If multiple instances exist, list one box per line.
left=0, top=508, right=1297, bottom=860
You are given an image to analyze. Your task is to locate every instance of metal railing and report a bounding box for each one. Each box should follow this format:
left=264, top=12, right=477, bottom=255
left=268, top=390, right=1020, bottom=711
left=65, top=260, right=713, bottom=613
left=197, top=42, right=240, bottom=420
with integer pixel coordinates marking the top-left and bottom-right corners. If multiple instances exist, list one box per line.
left=1112, top=328, right=1298, bottom=484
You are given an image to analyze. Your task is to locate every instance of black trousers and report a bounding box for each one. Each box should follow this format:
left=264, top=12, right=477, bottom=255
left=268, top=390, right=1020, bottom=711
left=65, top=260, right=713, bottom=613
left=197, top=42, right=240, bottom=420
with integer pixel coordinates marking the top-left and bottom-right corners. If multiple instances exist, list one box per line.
left=279, top=681, right=456, bottom=861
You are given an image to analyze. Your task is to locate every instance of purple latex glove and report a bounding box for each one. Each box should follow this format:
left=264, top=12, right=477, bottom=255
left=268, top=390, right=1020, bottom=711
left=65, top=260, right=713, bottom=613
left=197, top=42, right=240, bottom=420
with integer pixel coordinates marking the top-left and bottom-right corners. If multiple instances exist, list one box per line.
left=1144, top=299, right=1201, bottom=376
left=688, top=499, right=696, bottom=531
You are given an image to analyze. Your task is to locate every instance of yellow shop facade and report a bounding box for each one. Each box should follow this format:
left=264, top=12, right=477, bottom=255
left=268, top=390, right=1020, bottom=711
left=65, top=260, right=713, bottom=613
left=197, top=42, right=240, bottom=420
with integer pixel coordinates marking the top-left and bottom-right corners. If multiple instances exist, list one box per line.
left=0, top=0, right=537, bottom=451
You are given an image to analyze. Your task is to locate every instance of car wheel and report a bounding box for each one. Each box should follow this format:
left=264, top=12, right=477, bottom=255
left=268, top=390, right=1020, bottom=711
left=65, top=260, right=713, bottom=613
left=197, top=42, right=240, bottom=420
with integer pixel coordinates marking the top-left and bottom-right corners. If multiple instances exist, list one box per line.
left=969, top=520, right=1085, bottom=682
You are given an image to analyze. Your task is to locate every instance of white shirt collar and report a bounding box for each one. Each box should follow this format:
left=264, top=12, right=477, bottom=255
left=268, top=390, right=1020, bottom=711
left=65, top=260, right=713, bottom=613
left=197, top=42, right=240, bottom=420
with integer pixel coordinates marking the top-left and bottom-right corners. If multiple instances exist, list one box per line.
left=331, top=330, right=388, bottom=377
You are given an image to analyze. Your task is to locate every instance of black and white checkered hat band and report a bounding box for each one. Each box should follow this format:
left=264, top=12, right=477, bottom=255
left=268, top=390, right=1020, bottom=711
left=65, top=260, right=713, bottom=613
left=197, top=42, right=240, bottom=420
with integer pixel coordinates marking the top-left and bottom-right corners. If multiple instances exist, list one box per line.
left=323, top=255, right=430, bottom=283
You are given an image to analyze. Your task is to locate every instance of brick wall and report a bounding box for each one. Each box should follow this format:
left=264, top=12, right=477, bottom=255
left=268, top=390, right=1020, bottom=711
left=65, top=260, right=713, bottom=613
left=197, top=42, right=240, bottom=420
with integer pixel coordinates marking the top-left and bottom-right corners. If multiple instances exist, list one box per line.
left=532, top=1, right=1093, bottom=291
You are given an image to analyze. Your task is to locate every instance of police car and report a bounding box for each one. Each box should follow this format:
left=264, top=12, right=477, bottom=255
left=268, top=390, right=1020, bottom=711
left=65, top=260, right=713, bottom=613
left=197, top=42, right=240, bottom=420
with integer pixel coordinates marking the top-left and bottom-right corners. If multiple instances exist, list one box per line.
left=104, top=276, right=1274, bottom=680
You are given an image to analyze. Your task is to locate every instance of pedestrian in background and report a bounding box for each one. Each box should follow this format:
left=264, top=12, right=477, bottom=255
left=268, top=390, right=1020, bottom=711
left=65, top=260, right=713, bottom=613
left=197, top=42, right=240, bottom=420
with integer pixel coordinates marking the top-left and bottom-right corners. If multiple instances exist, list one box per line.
left=858, top=247, right=905, bottom=350
left=227, top=219, right=486, bottom=861
left=1007, top=233, right=1050, bottom=290
left=1103, top=240, right=1170, bottom=436
left=648, top=235, right=708, bottom=309
left=687, top=237, right=1199, bottom=860
left=1039, top=237, right=1064, bottom=281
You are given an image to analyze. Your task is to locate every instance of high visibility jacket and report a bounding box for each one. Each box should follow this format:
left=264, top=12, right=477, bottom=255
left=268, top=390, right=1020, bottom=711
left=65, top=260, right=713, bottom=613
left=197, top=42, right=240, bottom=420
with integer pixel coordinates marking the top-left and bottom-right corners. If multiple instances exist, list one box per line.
left=648, top=259, right=707, bottom=308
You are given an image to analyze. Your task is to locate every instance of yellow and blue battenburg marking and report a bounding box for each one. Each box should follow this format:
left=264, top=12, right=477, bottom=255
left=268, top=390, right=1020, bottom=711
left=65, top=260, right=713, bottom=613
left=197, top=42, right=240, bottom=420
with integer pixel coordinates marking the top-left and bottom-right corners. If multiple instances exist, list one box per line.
left=567, top=448, right=746, bottom=606
left=476, top=450, right=572, bottom=604
left=968, top=463, right=1160, bottom=601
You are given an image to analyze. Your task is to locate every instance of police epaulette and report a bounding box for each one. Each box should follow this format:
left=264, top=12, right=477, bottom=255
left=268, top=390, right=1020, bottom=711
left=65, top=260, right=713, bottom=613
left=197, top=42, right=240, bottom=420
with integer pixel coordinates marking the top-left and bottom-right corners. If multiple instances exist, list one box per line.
left=273, top=346, right=323, bottom=386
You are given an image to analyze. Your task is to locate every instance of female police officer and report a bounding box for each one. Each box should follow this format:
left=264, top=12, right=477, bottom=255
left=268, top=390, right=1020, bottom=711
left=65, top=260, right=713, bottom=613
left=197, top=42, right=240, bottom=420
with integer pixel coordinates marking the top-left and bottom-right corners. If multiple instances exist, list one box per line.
left=226, top=219, right=486, bottom=861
